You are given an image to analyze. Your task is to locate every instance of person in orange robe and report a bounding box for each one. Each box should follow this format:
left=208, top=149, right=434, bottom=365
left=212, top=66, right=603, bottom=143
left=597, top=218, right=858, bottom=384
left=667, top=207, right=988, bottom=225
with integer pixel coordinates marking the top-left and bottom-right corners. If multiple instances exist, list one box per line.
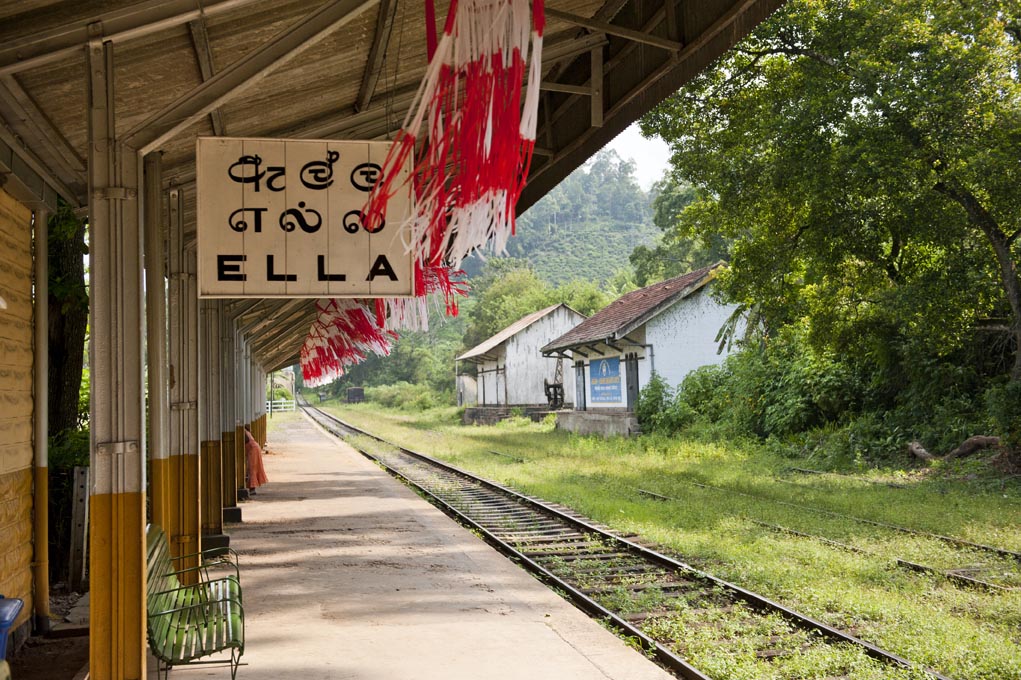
left=244, top=426, right=269, bottom=494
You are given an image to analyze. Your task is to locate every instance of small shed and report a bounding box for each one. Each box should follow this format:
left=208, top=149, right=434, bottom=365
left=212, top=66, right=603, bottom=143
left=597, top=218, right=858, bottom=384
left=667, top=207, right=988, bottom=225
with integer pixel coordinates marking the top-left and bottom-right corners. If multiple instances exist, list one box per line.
left=457, top=303, right=587, bottom=423
left=542, top=264, right=738, bottom=436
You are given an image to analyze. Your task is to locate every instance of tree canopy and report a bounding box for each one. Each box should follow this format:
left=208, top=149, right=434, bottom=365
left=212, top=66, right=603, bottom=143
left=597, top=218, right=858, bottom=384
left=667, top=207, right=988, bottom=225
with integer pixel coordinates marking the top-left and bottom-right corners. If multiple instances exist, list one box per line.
left=641, top=0, right=1021, bottom=379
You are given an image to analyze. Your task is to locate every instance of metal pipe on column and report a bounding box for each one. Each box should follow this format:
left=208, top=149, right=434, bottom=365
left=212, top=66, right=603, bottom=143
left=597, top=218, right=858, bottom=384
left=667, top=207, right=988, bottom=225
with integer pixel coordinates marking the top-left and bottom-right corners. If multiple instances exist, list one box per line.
left=167, top=187, right=201, bottom=573
left=32, top=205, right=50, bottom=633
left=143, top=154, right=170, bottom=533
left=220, top=302, right=241, bottom=522
left=199, top=298, right=225, bottom=545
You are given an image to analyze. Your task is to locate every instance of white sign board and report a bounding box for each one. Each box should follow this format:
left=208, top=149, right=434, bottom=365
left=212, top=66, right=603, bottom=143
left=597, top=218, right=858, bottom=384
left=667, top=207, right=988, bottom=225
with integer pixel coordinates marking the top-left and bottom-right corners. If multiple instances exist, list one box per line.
left=196, top=137, right=413, bottom=298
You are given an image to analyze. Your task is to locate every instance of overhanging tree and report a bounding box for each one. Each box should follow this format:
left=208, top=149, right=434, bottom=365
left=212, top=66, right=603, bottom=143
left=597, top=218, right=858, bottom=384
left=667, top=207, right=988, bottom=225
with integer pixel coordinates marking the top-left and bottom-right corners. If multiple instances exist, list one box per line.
left=641, top=0, right=1021, bottom=379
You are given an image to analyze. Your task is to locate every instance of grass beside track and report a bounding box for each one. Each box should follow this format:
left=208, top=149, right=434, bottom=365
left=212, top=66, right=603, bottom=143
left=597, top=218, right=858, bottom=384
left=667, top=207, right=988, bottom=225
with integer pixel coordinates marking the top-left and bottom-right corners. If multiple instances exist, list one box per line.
left=315, top=401, right=1021, bottom=680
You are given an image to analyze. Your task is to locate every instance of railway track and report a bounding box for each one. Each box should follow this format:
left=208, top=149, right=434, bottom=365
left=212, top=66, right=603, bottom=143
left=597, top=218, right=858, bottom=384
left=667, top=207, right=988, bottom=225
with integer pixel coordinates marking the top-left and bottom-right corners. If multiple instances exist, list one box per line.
left=303, top=404, right=952, bottom=680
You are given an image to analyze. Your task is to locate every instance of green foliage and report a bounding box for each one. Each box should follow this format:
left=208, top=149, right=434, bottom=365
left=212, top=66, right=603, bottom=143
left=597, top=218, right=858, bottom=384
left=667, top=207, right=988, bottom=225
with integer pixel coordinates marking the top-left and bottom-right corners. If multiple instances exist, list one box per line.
left=270, top=386, right=293, bottom=401
left=641, top=0, right=1021, bottom=380
left=630, top=177, right=730, bottom=286
left=633, top=0, right=1021, bottom=459
left=365, top=381, right=440, bottom=410
left=49, top=427, right=90, bottom=469
left=495, top=149, right=659, bottom=285
left=636, top=373, right=674, bottom=432
left=986, top=381, right=1021, bottom=451
left=460, top=260, right=610, bottom=351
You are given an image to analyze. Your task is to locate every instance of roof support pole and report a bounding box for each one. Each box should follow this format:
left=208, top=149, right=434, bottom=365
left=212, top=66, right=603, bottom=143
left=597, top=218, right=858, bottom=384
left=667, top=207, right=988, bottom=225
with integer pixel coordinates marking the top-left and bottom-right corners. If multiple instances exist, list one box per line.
left=219, top=303, right=240, bottom=521
left=356, top=0, right=397, bottom=112
left=167, top=187, right=202, bottom=577
left=144, top=154, right=171, bottom=536
left=86, top=39, right=147, bottom=680
left=31, top=205, right=50, bottom=634
left=199, top=299, right=226, bottom=545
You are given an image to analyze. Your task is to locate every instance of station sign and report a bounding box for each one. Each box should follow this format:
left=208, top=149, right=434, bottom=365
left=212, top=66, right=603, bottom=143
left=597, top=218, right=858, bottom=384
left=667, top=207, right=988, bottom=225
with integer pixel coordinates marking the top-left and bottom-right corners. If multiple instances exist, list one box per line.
left=196, top=137, right=413, bottom=298
left=590, top=357, right=622, bottom=403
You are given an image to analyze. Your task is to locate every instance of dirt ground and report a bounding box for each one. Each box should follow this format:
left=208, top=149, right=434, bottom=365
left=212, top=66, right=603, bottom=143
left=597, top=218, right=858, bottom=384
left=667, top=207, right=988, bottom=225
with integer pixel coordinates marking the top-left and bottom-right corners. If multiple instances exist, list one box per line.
left=8, top=635, right=88, bottom=680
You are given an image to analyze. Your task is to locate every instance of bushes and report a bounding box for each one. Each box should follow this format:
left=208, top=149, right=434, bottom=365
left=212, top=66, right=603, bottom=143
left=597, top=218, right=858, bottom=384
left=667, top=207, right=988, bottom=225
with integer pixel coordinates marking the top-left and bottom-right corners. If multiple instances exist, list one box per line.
left=637, top=323, right=1018, bottom=465
left=986, top=381, right=1021, bottom=452
left=365, top=382, right=442, bottom=410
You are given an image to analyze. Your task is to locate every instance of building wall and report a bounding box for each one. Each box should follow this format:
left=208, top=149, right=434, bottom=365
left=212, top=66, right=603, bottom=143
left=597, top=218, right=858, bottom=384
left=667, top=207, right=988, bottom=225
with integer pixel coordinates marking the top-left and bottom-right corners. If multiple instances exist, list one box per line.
left=570, top=287, right=737, bottom=413
left=476, top=349, right=506, bottom=406
left=0, top=189, right=35, bottom=633
left=504, top=306, right=583, bottom=406
left=469, top=305, right=585, bottom=408
left=643, top=286, right=738, bottom=390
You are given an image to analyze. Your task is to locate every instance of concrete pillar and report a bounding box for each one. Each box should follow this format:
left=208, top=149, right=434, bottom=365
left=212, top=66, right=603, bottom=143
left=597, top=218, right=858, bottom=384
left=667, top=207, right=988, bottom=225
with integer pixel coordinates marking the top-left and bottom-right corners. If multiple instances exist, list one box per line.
left=143, top=154, right=170, bottom=534
left=86, top=39, right=147, bottom=680
left=167, top=187, right=201, bottom=574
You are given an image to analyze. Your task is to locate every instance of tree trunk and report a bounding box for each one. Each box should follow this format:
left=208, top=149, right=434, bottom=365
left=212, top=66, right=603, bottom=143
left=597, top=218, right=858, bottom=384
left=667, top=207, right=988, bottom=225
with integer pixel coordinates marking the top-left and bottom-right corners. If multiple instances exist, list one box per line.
left=47, top=211, right=89, bottom=435
left=934, top=181, right=1021, bottom=381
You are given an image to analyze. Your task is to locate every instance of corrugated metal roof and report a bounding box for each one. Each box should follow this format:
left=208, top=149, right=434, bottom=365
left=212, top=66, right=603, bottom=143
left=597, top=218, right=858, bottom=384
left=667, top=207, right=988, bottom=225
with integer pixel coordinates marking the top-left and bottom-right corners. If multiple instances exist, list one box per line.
left=457, top=302, right=582, bottom=362
left=541, top=264, right=722, bottom=353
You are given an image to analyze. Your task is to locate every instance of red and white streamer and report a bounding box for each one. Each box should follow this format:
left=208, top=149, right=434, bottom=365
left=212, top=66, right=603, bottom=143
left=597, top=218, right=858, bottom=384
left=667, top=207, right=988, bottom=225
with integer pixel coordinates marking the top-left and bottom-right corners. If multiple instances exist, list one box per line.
left=301, top=0, right=542, bottom=385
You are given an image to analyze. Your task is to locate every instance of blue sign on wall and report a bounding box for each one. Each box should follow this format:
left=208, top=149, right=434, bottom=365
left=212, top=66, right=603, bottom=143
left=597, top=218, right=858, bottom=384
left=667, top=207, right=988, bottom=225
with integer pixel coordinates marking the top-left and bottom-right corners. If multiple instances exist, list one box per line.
left=590, top=357, right=621, bottom=403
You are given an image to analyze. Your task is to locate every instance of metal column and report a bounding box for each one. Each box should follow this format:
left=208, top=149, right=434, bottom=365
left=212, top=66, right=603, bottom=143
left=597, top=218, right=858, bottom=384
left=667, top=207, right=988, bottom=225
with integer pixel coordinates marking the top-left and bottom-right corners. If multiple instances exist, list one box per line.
left=199, top=298, right=226, bottom=546
left=86, top=39, right=147, bottom=680
left=167, top=187, right=201, bottom=573
left=32, top=205, right=50, bottom=633
left=220, top=304, right=241, bottom=522
left=144, top=154, right=170, bottom=533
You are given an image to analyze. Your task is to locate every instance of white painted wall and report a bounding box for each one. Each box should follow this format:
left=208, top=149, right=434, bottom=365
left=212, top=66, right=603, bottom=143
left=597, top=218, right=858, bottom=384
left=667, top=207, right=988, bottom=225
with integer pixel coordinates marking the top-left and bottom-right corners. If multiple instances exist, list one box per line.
left=645, top=286, right=739, bottom=390
left=572, top=286, right=739, bottom=410
left=472, top=305, right=585, bottom=407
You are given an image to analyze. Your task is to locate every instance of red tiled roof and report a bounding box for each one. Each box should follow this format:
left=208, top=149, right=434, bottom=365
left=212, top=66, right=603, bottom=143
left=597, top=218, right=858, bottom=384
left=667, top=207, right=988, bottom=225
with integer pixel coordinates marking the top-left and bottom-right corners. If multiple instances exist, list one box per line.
left=541, top=264, right=721, bottom=354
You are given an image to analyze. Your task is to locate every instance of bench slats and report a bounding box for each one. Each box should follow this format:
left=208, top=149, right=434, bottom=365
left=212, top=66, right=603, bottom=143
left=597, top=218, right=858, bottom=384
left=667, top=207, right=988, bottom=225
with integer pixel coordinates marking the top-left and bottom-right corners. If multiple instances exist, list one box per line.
left=145, top=525, right=244, bottom=677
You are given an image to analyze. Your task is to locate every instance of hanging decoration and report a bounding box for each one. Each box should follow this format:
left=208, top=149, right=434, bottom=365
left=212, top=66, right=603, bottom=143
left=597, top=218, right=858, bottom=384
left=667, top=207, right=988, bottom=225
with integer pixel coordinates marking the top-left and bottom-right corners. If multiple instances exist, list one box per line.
left=300, top=299, right=398, bottom=386
left=301, top=0, right=543, bottom=385
left=363, top=0, right=546, bottom=270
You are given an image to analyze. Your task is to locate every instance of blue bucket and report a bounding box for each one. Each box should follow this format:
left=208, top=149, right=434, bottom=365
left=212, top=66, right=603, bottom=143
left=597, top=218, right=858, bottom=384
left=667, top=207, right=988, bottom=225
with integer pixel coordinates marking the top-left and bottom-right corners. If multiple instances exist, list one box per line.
left=0, top=596, right=24, bottom=660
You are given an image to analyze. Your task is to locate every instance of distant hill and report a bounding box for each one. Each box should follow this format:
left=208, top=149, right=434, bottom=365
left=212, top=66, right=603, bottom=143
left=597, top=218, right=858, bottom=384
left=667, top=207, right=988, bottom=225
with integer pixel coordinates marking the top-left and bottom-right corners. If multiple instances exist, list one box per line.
left=465, top=150, right=660, bottom=285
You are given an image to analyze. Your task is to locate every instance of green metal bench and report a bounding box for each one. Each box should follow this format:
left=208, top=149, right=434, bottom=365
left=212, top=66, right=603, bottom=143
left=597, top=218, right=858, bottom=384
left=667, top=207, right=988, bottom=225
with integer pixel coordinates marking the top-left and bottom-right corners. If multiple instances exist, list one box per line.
left=146, top=525, right=245, bottom=679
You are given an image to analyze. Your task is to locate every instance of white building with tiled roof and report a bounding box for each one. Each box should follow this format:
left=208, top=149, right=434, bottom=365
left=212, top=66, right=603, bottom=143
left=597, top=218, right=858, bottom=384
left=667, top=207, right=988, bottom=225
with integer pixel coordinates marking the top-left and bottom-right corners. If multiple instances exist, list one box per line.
left=542, top=264, right=739, bottom=435
left=456, top=303, right=587, bottom=416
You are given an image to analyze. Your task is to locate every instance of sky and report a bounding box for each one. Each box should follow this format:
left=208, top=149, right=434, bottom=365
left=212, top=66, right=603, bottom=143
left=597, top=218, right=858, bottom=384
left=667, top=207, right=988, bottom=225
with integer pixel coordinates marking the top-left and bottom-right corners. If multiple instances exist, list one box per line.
left=603, top=122, right=672, bottom=190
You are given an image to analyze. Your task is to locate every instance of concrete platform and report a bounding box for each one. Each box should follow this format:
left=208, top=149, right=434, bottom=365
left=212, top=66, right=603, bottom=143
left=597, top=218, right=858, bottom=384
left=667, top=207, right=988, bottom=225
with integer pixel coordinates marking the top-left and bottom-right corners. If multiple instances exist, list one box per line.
left=165, top=413, right=673, bottom=679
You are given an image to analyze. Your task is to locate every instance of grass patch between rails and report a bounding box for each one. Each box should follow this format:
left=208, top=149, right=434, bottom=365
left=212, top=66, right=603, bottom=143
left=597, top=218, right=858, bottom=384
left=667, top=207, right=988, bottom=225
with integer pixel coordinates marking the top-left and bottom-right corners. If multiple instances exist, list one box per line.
left=321, top=401, right=1021, bottom=680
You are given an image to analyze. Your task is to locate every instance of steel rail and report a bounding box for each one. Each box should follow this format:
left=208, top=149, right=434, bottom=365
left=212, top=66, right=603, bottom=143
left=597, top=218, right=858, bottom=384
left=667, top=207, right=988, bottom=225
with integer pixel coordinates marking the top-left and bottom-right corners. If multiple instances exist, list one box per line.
left=303, top=404, right=954, bottom=680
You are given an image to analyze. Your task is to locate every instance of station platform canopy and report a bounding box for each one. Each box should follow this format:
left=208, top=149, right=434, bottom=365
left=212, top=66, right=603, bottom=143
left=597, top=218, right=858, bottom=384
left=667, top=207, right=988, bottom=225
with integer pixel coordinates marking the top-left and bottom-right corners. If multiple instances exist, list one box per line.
left=0, top=0, right=782, bottom=371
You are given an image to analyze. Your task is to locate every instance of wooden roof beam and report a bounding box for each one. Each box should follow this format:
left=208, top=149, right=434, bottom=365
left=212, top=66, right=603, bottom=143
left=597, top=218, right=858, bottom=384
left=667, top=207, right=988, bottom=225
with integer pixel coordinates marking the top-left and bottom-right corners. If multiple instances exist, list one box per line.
left=186, top=17, right=226, bottom=137
left=545, top=7, right=680, bottom=52
left=124, top=0, right=379, bottom=155
left=355, top=0, right=398, bottom=113
left=0, top=0, right=266, bottom=76
left=0, top=100, right=79, bottom=208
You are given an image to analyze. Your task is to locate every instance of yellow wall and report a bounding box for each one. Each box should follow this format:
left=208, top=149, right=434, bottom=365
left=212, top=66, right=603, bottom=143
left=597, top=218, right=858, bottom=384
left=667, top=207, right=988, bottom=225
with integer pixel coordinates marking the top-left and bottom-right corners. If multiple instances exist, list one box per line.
left=0, top=189, right=35, bottom=631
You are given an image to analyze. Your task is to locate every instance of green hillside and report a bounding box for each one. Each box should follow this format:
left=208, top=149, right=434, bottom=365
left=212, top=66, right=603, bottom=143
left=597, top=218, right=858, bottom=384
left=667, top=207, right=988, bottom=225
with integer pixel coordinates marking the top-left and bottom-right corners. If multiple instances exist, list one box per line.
left=468, top=149, right=659, bottom=285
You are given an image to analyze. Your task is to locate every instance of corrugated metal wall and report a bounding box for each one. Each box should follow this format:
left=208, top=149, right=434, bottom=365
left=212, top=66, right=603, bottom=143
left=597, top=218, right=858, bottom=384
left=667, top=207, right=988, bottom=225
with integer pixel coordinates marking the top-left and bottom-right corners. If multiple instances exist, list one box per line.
left=0, top=189, right=34, bottom=631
